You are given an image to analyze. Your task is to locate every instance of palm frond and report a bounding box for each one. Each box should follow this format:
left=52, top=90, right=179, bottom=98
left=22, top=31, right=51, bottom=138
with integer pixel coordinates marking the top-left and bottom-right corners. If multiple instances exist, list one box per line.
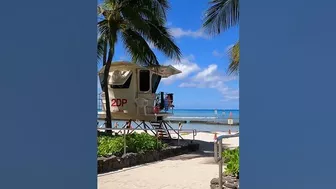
left=98, top=19, right=109, bottom=34
left=120, top=9, right=180, bottom=61
left=144, top=23, right=181, bottom=61
left=97, top=35, right=107, bottom=63
left=102, top=0, right=120, bottom=10
left=119, top=0, right=167, bottom=25
left=120, top=7, right=151, bottom=32
left=97, top=7, right=119, bottom=65
left=121, top=28, right=160, bottom=66
left=227, top=41, right=239, bottom=74
left=203, top=0, right=239, bottom=35
left=135, top=0, right=169, bottom=19
left=98, top=0, right=180, bottom=67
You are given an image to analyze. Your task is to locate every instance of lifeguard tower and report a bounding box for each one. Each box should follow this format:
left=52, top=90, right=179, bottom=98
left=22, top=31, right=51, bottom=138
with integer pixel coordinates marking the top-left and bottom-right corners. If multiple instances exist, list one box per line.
left=97, top=61, right=182, bottom=139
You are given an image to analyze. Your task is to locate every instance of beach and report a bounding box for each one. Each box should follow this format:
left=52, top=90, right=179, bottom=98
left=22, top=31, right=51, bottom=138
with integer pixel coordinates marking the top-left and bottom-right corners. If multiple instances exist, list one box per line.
left=97, top=109, right=240, bottom=133
left=98, top=131, right=239, bottom=189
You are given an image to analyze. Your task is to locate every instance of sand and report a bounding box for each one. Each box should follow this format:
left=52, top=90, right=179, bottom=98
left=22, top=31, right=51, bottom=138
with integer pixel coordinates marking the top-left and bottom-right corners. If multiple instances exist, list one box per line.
left=98, top=132, right=239, bottom=189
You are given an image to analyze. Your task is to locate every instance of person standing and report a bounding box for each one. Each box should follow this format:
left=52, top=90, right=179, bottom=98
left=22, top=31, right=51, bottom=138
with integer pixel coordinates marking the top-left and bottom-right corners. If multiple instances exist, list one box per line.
left=164, top=95, right=169, bottom=112
left=178, top=122, right=183, bottom=131
left=114, top=122, right=119, bottom=129
left=125, top=120, right=132, bottom=134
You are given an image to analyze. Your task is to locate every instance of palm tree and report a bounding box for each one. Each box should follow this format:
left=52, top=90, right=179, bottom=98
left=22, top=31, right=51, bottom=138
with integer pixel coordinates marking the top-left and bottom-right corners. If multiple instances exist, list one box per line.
left=227, top=41, right=239, bottom=75
left=203, top=0, right=239, bottom=74
left=97, top=0, right=181, bottom=130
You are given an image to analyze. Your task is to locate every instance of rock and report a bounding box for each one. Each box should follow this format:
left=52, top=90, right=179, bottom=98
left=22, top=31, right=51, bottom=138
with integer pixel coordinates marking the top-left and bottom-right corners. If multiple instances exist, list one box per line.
left=144, top=152, right=154, bottom=162
left=222, top=176, right=236, bottom=184
left=152, top=151, right=159, bottom=161
left=122, top=153, right=137, bottom=166
left=136, top=153, right=145, bottom=164
left=161, top=148, right=173, bottom=158
left=223, top=182, right=238, bottom=189
left=102, top=157, right=112, bottom=172
left=210, top=175, right=239, bottom=189
left=109, top=155, right=118, bottom=162
left=97, top=158, right=104, bottom=173
left=210, top=178, right=219, bottom=184
left=110, top=161, right=119, bottom=170
left=210, top=184, right=221, bottom=189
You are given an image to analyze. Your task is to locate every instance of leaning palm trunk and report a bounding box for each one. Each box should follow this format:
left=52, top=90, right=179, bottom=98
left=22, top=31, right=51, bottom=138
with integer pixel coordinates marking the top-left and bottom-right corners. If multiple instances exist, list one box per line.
left=101, top=40, right=113, bottom=131
left=103, top=62, right=112, bottom=131
left=102, top=39, right=116, bottom=132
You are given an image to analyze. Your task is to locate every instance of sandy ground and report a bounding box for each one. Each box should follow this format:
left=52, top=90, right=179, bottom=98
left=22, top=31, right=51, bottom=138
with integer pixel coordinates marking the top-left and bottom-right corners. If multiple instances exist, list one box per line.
left=98, top=132, right=239, bottom=189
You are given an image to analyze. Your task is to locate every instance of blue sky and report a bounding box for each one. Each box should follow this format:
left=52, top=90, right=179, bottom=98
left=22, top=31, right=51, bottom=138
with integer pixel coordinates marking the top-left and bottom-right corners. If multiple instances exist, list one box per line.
left=97, top=0, right=239, bottom=109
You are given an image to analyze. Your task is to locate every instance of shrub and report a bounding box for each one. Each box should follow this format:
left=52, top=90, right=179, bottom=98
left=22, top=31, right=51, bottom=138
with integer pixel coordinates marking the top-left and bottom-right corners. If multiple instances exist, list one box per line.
left=97, top=135, right=125, bottom=157
left=97, top=133, right=167, bottom=157
left=222, top=147, right=239, bottom=177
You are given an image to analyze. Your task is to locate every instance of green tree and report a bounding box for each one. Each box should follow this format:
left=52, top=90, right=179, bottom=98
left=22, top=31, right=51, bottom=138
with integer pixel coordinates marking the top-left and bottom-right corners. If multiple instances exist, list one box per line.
left=97, top=0, right=181, bottom=130
left=203, top=0, right=239, bottom=74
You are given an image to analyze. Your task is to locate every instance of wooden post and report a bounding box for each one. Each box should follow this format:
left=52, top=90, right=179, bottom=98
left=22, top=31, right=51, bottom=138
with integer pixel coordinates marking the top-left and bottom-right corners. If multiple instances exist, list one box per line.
left=218, top=138, right=223, bottom=188
left=123, top=128, right=126, bottom=155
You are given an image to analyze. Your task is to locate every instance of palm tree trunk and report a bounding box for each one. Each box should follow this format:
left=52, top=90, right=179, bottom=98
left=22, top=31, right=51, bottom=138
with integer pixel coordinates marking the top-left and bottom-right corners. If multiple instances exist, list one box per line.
left=103, top=48, right=114, bottom=133
left=103, top=40, right=107, bottom=66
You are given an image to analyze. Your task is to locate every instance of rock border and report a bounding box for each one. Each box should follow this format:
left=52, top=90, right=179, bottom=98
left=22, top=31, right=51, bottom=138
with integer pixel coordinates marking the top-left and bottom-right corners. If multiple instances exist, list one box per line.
left=210, top=174, right=239, bottom=189
left=97, top=143, right=199, bottom=174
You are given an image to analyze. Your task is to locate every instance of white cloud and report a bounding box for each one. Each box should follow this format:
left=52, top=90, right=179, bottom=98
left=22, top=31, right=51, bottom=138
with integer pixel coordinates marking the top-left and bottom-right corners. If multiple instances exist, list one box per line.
left=179, top=82, right=197, bottom=88
left=179, top=64, right=239, bottom=101
left=195, top=64, right=218, bottom=80
left=161, top=55, right=200, bottom=85
left=160, top=53, right=239, bottom=102
left=170, top=27, right=209, bottom=39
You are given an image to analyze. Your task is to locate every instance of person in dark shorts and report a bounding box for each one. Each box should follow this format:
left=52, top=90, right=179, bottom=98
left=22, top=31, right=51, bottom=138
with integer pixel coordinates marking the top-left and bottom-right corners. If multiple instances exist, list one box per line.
left=125, top=120, right=132, bottom=134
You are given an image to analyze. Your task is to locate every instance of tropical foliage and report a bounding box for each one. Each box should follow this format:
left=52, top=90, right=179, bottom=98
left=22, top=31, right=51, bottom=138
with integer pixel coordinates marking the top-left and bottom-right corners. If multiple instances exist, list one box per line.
left=203, top=0, right=239, bottom=74
left=97, top=0, right=181, bottom=129
left=227, top=41, right=239, bottom=74
left=222, top=147, right=239, bottom=177
left=98, top=133, right=167, bottom=157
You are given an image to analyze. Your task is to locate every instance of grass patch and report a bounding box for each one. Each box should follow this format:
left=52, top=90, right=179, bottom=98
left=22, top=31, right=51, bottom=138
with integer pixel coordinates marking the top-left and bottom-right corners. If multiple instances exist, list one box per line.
left=97, top=133, right=167, bottom=157
left=222, top=147, right=239, bottom=177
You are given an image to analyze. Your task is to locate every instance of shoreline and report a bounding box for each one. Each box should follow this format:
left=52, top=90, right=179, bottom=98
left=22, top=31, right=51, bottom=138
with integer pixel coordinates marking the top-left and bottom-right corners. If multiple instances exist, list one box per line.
left=97, top=119, right=240, bottom=126
left=167, top=119, right=239, bottom=125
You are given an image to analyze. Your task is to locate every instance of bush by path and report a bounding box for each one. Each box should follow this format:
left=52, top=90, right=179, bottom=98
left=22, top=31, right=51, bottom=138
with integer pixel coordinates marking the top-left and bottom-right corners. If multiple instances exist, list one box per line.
left=222, top=147, right=239, bottom=177
left=97, top=133, right=167, bottom=157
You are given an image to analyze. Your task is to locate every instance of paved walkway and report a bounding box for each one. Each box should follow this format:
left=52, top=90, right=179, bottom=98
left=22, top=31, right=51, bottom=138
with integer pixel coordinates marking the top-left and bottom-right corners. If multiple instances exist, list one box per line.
left=98, top=132, right=239, bottom=189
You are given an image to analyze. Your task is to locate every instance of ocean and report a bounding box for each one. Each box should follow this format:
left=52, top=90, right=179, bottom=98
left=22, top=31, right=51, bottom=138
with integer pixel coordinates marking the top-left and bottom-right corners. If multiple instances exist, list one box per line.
left=97, top=109, right=239, bottom=132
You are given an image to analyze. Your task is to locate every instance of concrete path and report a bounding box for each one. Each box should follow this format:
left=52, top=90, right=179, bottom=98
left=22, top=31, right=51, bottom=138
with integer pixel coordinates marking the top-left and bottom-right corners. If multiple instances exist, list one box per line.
left=98, top=132, right=239, bottom=189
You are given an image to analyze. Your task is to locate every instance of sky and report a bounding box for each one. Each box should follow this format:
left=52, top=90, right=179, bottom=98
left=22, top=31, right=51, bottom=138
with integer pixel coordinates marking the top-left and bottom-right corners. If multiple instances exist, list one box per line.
left=97, top=0, right=239, bottom=110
